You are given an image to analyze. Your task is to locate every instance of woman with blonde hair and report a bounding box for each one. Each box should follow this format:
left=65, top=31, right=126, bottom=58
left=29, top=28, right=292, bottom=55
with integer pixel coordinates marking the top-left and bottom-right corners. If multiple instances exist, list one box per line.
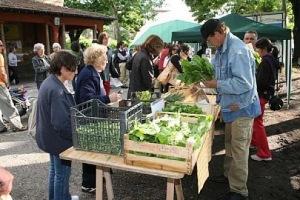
left=127, top=34, right=163, bottom=98
left=75, top=43, right=121, bottom=193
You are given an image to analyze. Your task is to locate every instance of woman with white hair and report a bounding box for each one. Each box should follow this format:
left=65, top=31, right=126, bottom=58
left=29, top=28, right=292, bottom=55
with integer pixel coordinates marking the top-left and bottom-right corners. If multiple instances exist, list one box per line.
left=49, top=43, right=61, bottom=60
left=32, top=43, right=51, bottom=89
left=75, top=43, right=121, bottom=193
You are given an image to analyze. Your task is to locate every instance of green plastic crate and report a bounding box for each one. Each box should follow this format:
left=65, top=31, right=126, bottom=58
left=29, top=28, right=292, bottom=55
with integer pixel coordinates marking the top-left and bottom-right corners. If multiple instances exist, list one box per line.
left=71, top=99, right=142, bottom=155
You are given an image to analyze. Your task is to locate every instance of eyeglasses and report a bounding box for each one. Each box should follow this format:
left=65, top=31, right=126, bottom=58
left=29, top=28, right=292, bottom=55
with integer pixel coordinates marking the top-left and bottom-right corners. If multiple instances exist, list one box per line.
left=172, top=48, right=178, bottom=51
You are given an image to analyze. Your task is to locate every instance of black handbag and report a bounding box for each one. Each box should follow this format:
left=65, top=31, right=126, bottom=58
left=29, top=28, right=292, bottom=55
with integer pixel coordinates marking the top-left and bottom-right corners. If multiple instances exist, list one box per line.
left=269, top=73, right=283, bottom=111
left=269, top=95, right=283, bottom=111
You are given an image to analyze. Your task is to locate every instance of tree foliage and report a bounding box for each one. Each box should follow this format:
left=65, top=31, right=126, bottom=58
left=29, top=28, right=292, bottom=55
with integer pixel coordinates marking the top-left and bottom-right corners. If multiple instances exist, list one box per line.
left=184, top=0, right=283, bottom=22
left=185, top=0, right=300, bottom=61
left=64, top=0, right=162, bottom=42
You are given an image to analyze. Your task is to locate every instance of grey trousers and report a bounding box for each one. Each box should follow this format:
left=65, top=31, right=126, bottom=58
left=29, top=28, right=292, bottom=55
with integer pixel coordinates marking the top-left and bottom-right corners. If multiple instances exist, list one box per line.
left=0, top=85, right=23, bottom=130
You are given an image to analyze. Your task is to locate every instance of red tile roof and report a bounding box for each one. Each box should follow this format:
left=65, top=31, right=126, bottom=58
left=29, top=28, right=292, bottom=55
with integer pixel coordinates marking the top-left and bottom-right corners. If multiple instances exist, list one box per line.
left=0, top=0, right=115, bottom=21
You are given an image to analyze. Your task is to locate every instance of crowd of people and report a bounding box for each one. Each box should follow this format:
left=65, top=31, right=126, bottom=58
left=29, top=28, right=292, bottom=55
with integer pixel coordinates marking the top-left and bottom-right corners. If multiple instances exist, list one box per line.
left=0, top=16, right=281, bottom=199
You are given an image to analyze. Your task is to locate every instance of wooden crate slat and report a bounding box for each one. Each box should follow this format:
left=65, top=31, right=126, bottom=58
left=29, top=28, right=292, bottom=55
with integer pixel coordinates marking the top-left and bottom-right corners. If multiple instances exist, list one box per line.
left=124, top=139, right=190, bottom=159
left=125, top=153, right=188, bottom=173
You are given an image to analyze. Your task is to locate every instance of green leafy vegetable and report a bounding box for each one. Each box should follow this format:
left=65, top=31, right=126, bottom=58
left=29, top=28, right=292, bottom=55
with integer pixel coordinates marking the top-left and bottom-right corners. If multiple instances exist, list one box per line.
left=164, top=93, right=184, bottom=103
left=128, top=114, right=213, bottom=149
left=178, top=55, right=214, bottom=84
left=135, top=91, right=152, bottom=102
left=163, top=102, right=203, bottom=114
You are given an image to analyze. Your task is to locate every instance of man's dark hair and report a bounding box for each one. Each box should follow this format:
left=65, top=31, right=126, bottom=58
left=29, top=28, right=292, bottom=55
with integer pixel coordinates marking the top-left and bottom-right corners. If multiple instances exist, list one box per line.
left=8, top=46, right=15, bottom=53
left=71, top=41, right=80, bottom=52
left=200, top=19, right=225, bottom=41
left=117, top=41, right=124, bottom=48
left=49, top=50, right=78, bottom=75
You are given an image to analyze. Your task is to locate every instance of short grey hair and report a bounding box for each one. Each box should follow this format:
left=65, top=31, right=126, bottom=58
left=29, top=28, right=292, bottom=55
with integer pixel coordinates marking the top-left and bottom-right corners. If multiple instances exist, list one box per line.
left=33, top=43, right=45, bottom=52
left=52, top=43, right=61, bottom=49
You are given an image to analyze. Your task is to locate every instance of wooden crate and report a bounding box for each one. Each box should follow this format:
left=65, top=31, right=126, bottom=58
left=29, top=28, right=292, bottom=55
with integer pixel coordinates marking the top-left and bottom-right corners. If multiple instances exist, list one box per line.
left=124, top=132, right=213, bottom=174
left=124, top=113, right=214, bottom=174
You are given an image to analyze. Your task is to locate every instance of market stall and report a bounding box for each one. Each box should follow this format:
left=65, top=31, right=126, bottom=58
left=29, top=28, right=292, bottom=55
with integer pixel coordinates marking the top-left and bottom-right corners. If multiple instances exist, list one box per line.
left=60, top=55, right=219, bottom=199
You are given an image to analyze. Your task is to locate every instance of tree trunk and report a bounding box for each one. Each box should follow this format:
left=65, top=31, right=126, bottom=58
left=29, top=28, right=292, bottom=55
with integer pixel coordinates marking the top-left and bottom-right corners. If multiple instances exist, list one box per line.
left=111, top=5, right=121, bottom=42
left=69, top=29, right=83, bottom=42
left=291, top=0, right=300, bottom=64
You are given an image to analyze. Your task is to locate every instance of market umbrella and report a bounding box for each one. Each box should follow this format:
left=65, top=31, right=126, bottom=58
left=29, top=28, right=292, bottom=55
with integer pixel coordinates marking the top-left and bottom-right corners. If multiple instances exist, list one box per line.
left=131, top=20, right=199, bottom=46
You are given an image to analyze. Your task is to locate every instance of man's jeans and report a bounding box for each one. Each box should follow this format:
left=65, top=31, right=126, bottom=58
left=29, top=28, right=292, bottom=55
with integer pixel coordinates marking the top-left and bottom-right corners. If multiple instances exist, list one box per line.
left=224, top=117, right=254, bottom=197
left=49, top=154, right=71, bottom=200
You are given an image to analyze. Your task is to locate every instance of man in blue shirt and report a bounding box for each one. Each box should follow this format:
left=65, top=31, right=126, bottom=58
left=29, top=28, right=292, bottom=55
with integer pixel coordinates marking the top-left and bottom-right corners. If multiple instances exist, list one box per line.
left=201, top=19, right=261, bottom=200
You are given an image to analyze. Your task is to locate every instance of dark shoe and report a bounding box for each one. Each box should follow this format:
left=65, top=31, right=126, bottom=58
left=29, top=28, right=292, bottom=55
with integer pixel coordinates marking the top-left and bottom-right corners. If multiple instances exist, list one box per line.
left=81, top=186, right=96, bottom=194
left=209, top=175, right=229, bottom=184
left=12, top=126, right=27, bottom=132
left=121, top=85, right=128, bottom=88
left=219, top=192, right=248, bottom=200
left=0, top=127, right=7, bottom=133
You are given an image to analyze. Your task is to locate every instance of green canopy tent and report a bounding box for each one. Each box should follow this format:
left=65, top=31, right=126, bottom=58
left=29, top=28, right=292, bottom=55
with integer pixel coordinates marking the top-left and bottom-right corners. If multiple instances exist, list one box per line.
left=172, top=13, right=292, bottom=108
left=131, top=20, right=199, bottom=46
left=171, top=13, right=291, bottom=42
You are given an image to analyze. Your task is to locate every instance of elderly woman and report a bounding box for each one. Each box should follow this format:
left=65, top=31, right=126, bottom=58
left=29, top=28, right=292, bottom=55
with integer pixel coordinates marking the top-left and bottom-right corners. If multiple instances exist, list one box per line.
left=75, top=43, right=121, bottom=193
left=49, top=43, right=61, bottom=60
left=127, top=35, right=163, bottom=98
left=32, top=43, right=51, bottom=89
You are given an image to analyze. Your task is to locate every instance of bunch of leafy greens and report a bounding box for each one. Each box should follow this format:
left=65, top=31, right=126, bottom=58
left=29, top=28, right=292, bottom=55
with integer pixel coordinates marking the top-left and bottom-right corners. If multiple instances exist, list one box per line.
left=164, top=93, right=185, bottom=103
left=163, top=102, right=203, bottom=114
left=135, top=91, right=152, bottom=102
left=178, top=55, right=214, bottom=84
left=128, top=114, right=213, bottom=148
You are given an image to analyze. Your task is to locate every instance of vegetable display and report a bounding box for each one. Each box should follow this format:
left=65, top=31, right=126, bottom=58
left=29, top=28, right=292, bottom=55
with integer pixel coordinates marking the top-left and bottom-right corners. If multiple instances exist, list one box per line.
left=178, top=55, right=214, bottom=84
left=128, top=114, right=212, bottom=148
left=163, top=102, right=203, bottom=114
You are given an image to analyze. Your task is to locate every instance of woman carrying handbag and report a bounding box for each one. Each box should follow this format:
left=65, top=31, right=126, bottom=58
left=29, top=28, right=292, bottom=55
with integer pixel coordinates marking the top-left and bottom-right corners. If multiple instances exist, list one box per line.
left=157, top=44, right=190, bottom=92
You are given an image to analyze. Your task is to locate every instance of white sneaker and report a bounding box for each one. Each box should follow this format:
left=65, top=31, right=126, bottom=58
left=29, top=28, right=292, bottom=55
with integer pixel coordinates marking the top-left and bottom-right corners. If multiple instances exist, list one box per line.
left=71, top=195, right=79, bottom=200
left=250, top=154, right=272, bottom=161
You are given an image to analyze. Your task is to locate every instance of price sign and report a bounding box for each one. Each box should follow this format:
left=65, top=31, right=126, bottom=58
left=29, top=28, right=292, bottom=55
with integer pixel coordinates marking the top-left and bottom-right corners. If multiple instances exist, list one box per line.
left=150, top=99, right=165, bottom=115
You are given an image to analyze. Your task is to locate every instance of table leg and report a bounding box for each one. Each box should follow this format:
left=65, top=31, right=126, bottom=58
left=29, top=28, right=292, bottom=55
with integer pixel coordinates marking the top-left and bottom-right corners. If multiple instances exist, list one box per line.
left=166, top=178, right=175, bottom=200
left=103, top=168, right=114, bottom=200
left=96, top=166, right=104, bottom=200
left=175, top=179, right=184, bottom=200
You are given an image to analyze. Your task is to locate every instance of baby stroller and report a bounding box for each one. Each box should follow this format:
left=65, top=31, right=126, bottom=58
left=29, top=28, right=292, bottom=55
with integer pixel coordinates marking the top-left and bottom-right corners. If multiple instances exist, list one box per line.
left=9, top=87, right=30, bottom=117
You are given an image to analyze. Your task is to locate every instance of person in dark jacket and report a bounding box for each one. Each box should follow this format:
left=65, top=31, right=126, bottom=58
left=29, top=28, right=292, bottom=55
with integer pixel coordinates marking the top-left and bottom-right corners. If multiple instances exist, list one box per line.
left=75, top=43, right=121, bottom=193
left=127, top=35, right=163, bottom=98
left=35, top=50, right=78, bottom=200
left=250, top=38, right=279, bottom=162
left=32, top=43, right=51, bottom=90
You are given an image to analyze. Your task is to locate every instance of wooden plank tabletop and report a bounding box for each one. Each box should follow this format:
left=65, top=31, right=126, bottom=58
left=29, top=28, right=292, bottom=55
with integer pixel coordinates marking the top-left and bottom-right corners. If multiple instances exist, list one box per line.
left=60, top=147, right=184, bottom=179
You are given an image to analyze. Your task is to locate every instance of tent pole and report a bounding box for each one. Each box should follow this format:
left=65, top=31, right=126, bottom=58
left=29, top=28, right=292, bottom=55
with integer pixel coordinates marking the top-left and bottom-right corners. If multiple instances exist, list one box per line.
left=286, top=40, right=292, bottom=109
